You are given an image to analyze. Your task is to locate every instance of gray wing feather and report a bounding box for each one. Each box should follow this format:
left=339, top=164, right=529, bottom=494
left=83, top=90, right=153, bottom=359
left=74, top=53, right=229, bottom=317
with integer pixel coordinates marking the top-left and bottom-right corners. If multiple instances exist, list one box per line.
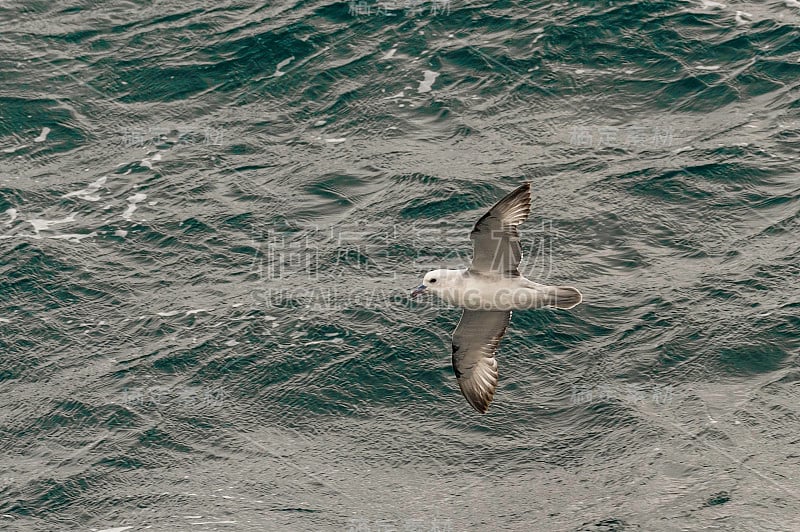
left=452, top=310, right=511, bottom=413
left=469, top=182, right=531, bottom=276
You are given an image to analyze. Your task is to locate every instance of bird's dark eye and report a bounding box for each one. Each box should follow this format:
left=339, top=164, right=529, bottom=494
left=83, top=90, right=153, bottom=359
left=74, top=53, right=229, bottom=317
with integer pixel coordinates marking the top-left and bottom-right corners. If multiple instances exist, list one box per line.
left=430, top=279, right=437, bottom=283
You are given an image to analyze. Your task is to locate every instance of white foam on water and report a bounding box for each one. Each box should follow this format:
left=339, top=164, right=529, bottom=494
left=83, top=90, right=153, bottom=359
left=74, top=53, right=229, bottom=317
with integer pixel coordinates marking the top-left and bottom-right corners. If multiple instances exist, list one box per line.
left=735, top=10, right=752, bottom=25
left=3, top=144, right=26, bottom=153
left=28, top=213, right=76, bottom=238
left=274, top=56, right=295, bottom=77
left=122, top=193, right=147, bottom=221
left=383, top=48, right=397, bottom=59
left=33, top=127, right=51, bottom=143
left=114, top=229, right=128, bottom=238
left=157, top=310, right=181, bottom=317
left=5, top=208, right=18, bottom=225
left=700, top=0, right=726, bottom=8
left=417, top=70, right=439, bottom=93
left=304, top=338, right=343, bottom=346
left=186, top=308, right=212, bottom=315
left=139, top=150, right=164, bottom=169
left=96, top=527, right=133, bottom=532
left=62, top=176, right=107, bottom=202
left=0, top=318, right=11, bottom=323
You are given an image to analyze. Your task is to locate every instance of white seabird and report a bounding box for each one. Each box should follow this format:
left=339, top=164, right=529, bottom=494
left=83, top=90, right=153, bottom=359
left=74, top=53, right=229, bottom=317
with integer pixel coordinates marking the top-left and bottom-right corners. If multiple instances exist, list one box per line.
left=411, top=182, right=582, bottom=413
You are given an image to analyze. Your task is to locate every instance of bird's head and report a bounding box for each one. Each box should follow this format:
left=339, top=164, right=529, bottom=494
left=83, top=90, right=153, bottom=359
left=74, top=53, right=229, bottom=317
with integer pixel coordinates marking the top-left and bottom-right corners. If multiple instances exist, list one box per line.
left=411, top=269, right=460, bottom=298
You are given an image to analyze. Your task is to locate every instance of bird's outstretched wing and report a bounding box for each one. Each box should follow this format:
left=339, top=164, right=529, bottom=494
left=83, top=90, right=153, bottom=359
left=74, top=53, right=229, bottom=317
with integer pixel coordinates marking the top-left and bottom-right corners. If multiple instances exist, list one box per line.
left=469, top=182, right=531, bottom=276
left=452, top=309, right=511, bottom=413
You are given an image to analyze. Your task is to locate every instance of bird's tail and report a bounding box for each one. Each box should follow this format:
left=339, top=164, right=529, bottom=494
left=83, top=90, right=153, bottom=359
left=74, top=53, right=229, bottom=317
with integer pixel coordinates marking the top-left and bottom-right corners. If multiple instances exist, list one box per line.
left=540, top=285, right=583, bottom=309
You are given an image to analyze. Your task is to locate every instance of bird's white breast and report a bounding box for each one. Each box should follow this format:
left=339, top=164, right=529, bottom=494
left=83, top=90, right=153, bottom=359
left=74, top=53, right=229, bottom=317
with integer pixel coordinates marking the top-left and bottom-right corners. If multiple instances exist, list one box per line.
left=435, top=272, right=549, bottom=311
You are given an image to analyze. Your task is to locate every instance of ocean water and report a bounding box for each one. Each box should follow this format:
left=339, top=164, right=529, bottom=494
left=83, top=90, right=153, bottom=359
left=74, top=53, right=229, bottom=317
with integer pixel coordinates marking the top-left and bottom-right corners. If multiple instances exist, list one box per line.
left=1, top=0, right=799, bottom=530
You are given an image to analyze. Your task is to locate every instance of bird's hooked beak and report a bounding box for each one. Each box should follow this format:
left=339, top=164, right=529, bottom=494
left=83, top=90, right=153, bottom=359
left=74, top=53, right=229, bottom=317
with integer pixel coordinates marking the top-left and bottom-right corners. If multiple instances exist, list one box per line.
left=411, top=284, right=427, bottom=298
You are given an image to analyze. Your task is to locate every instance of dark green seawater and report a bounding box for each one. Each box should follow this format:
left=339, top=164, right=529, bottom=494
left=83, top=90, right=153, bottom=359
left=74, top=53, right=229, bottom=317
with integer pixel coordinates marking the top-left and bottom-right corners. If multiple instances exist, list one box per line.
left=1, top=0, right=799, bottom=530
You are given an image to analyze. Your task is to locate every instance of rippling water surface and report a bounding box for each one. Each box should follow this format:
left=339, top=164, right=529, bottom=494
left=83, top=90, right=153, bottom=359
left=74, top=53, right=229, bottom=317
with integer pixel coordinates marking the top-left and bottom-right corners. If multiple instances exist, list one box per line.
left=1, top=0, right=799, bottom=530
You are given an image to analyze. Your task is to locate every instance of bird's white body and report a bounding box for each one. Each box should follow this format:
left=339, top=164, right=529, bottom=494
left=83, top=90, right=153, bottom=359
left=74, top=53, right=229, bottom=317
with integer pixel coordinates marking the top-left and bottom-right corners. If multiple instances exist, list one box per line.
left=421, top=268, right=581, bottom=312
